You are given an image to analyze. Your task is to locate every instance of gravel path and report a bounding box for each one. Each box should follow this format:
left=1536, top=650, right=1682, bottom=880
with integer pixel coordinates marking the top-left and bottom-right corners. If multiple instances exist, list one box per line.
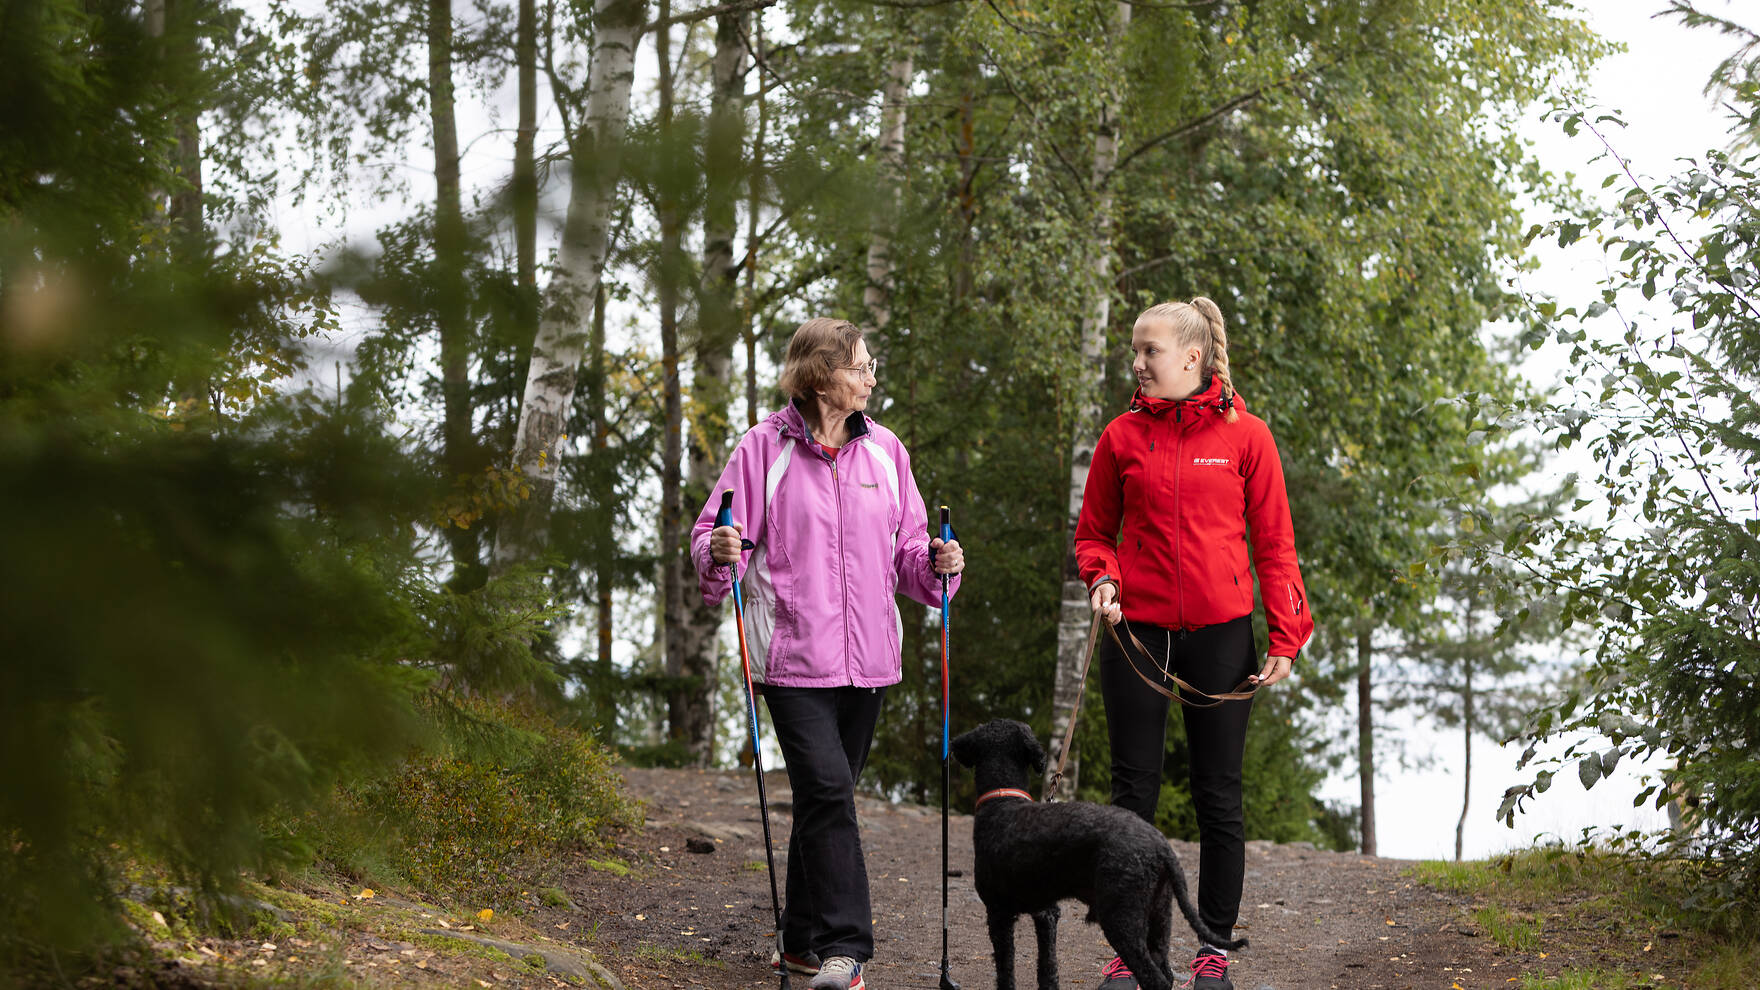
left=550, top=767, right=1531, bottom=990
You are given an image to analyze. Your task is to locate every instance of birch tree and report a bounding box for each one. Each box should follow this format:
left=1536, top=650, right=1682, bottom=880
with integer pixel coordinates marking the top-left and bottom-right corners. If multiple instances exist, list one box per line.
left=1045, top=0, right=1131, bottom=801
left=496, top=0, right=649, bottom=570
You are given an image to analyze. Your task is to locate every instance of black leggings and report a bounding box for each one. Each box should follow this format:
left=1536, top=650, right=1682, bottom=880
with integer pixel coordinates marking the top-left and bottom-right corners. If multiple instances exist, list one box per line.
left=1098, top=614, right=1257, bottom=941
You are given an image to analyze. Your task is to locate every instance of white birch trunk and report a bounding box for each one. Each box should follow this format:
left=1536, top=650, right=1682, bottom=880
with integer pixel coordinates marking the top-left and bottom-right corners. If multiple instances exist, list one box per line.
left=494, top=0, right=647, bottom=571
left=863, top=56, right=911, bottom=364
left=1046, top=0, right=1131, bottom=802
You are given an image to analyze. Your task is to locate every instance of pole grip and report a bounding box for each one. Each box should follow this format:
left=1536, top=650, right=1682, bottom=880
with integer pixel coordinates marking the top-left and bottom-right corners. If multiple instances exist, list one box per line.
left=717, top=488, right=735, bottom=529
left=938, top=505, right=952, bottom=544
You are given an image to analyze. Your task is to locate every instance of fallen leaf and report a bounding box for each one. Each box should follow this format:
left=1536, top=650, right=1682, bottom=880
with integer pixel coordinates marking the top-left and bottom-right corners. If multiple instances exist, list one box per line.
left=478, top=908, right=494, bottom=922
left=355, top=888, right=375, bottom=900
left=150, top=911, right=167, bottom=929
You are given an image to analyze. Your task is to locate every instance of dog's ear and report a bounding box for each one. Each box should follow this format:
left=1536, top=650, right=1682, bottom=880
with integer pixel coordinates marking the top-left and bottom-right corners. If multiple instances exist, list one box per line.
left=1012, top=721, right=1048, bottom=775
left=950, top=728, right=977, bottom=769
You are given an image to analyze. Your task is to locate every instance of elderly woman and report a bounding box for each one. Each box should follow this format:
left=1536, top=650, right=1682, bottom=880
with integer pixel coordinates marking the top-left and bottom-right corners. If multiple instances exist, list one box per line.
left=692, top=317, right=964, bottom=990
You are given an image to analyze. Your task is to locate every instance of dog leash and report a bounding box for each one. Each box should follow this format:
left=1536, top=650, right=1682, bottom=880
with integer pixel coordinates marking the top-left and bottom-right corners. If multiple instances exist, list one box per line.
left=1047, top=613, right=1258, bottom=797
left=1108, top=617, right=1259, bottom=709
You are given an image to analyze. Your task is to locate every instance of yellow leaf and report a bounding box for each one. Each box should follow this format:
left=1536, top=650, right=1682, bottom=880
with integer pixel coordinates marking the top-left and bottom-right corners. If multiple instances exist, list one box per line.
left=478, top=908, right=494, bottom=922
left=355, top=888, right=375, bottom=899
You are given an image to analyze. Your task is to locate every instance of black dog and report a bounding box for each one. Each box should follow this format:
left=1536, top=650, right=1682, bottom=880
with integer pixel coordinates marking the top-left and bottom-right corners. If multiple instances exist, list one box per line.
left=950, top=719, right=1245, bottom=990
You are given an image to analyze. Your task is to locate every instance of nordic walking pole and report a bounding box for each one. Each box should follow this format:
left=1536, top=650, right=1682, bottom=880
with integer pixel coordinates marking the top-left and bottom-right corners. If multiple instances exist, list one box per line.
left=718, top=489, right=790, bottom=990
left=937, top=505, right=960, bottom=990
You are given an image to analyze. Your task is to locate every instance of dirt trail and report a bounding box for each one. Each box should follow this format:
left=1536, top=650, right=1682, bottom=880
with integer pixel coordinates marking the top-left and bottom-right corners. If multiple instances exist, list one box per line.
left=546, top=767, right=1540, bottom=990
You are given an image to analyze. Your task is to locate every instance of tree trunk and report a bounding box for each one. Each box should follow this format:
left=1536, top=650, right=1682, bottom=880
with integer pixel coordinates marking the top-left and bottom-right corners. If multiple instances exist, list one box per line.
left=863, top=53, right=911, bottom=388
left=1046, top=0, right=1131, bottom=801
left=953, top=71, right=978, bottom=304
left=146, top=0, right=204, bottom=253
left=671, top=9, right=749, bottom=765
left=654, top=7, right=692, bottom=756
left=741, top=9, right=768, bottom=430
left=494, top=0, right=647, bottom=571
left=168, top=0, right=202, bottom=253
left=513, top=0, right=538, bottom=360
left=1455, top=605, right=1476, bottom=862
left=590, top=282, right=616, bottom=742
left=1456, top=658, right=1473, bottom=862
left=429, top=0, right=480, bottom=589
left=1357, top=624, right=1377, bottom=856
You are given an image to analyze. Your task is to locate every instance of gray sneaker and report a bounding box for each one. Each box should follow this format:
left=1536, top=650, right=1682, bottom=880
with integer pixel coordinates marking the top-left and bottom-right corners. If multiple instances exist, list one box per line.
left=808, top=955, right=864, bottom=989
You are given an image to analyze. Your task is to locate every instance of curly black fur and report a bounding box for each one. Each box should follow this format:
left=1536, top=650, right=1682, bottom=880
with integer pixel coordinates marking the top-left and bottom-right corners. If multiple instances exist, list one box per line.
left=950, top=719, right=1246, bottom=990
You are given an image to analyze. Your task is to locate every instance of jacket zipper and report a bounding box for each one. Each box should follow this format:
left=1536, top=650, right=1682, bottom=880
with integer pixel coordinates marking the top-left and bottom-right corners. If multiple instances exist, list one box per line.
left=831, top=448, right=853, bottom=686
left=1173, top=405, right=1185, bottom=632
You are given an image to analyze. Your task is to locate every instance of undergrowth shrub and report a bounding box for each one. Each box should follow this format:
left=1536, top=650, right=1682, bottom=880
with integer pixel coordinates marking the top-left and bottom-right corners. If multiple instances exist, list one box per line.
left=316, top=694, right=638, bottom=905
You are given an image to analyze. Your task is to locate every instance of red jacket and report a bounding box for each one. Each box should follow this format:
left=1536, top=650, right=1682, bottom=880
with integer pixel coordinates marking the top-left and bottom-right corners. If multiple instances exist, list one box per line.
left=1074, top=378, right=1314, bottom=658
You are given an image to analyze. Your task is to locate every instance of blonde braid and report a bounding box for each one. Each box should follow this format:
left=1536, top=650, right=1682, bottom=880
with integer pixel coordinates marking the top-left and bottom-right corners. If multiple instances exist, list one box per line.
left=1188, top=296, right=1238, bottom=422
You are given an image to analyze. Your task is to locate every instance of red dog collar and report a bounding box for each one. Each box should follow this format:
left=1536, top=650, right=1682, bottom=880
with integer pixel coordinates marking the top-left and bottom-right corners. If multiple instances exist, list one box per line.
left=974, top=787, right=1034, bottom=809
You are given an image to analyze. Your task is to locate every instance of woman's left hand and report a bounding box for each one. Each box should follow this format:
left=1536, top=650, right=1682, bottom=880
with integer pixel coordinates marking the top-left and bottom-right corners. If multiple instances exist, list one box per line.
left=1250, top=655, right=1293, bottom=688
left=930, top=538, right=964, bottom=575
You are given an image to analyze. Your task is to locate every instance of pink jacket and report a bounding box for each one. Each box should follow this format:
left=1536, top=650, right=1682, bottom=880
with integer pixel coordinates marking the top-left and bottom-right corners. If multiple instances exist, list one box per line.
left=692, top=403, right=960, bottom=688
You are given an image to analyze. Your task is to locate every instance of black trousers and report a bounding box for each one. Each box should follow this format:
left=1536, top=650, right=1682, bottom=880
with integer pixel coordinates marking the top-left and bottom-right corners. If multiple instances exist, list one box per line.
left=1098, top=614, right=1257, bottom=941
left=762, top=684, right=888, bottom=963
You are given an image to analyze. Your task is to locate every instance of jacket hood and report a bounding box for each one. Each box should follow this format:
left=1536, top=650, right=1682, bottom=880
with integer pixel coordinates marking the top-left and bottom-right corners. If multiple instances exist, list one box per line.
left=1127, top=375, right=1241, bottom=418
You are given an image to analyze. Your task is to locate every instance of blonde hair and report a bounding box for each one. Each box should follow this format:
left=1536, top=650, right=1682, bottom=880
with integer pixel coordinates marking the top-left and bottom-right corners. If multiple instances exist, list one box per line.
left=1135, top=296, right=1238, bottom=423
left=777, top=317, right=864, bottom=403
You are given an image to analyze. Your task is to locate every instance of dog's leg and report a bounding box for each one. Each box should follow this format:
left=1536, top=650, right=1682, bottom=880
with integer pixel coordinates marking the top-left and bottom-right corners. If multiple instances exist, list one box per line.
left=987, top=906, right=1019, bottom=990
left=1030, top=905, right=1060, bottom=990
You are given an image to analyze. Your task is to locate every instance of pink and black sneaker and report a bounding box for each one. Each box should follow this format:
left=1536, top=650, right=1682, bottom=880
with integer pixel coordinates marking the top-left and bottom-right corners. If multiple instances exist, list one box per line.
left=1099, top=955, right=1137, bottom=989
left=1185, top=950, right=1233, bottom=990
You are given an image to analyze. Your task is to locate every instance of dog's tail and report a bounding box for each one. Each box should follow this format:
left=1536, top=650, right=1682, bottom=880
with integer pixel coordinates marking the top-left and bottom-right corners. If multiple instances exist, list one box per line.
left=1160, top=845, right=1248, bottom=952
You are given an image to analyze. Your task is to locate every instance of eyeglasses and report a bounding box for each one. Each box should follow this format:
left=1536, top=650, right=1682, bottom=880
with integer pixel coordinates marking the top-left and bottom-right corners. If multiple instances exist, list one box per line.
left=838, top=358, right=880, bottom=377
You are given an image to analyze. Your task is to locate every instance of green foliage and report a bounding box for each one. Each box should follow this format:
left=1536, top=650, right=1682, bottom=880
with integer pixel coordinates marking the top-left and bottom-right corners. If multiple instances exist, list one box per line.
left=1481, top=104, right=1760, bottom=917
left=322, top=695, right=639, bottom=906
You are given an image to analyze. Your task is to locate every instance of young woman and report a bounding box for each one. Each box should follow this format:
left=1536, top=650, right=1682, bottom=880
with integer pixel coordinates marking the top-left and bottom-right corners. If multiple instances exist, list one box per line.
left=1074, top=298, right=1313, bottom=990
left=693, top=317, right=964, bottom=990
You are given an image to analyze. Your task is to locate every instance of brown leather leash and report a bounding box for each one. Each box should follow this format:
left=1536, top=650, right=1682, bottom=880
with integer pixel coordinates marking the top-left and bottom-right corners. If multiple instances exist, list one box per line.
left=1046, top=612, right=1257, bottom=797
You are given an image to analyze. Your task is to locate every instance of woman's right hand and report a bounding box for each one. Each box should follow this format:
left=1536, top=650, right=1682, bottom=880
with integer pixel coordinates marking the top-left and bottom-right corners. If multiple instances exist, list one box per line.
left=710, top=523, right=745, bottom=565
left=1089, top=582, right=1123, bottom=625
